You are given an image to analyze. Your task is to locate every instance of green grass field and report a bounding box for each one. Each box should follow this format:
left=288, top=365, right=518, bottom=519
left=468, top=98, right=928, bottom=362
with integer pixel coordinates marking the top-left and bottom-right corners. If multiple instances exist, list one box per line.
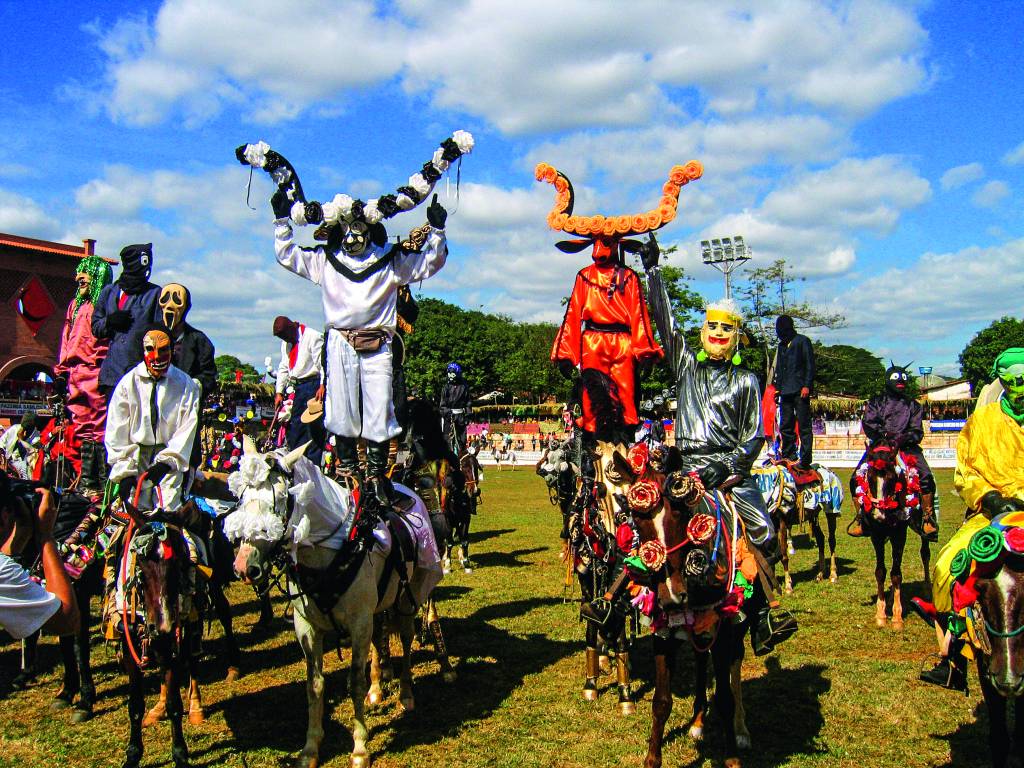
left=0, top=468, right=1003, bottom=768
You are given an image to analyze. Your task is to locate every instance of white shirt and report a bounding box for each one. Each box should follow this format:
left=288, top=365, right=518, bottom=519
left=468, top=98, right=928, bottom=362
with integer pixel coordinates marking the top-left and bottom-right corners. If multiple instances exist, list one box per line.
left=276, top=325, right=324, bottom=394
left=105, top=362, right=200, bottom=482
left=274, top=219, right=447, bottom=333
left=0, top=553, right=60, bottom=639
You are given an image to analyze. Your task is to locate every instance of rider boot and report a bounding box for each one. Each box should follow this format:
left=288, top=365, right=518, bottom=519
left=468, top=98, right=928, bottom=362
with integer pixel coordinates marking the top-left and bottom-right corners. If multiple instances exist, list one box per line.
left=335, top=436, right=362, bottom=490
left=365, top=439, right=396, bottom=507
left=920, top=492, right=939, bottom=541
left=920, top=643, right=968, bottom=694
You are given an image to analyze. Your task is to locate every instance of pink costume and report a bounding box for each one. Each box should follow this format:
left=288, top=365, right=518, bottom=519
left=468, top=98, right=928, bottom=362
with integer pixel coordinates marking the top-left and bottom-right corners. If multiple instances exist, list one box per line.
left=55, top=301, right=110, bottom=442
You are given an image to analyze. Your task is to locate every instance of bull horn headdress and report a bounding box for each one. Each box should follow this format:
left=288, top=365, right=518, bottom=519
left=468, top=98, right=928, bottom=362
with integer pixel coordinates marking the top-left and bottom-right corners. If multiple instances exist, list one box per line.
left=535, top=160, right=703, bottom=240
left=236, top=131, right=474, bottom=238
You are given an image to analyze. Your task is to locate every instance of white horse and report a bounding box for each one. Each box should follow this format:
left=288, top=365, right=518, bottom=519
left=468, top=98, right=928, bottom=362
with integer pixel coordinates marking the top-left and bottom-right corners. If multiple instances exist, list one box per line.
left=223, top=437, right=443, bottom=768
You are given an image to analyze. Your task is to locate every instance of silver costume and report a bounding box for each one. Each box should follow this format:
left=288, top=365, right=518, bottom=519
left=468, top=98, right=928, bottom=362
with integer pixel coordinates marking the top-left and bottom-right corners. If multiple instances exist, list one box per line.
left=645, top=267, right=775, bottom=549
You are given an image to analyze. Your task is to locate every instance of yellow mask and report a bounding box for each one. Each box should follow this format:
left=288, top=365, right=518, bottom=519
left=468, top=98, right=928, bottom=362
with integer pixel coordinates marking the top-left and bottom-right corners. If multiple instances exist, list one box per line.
left=700, top=307, right=741, bottom=362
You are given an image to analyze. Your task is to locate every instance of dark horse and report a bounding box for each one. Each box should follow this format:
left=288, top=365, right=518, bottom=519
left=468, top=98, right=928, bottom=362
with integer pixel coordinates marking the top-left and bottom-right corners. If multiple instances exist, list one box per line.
left=106, top=484, right=201, bottom=768
left=851, top=440, right=916, bottom=629
left=633, top=465, right=751, bottom=768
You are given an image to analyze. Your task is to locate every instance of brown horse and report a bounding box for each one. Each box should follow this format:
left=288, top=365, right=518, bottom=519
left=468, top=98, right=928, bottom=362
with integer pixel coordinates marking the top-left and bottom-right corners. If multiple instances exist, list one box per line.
left=852, top=440, right=914, bottom=629
left=971, top=535, right=1024, bottom=767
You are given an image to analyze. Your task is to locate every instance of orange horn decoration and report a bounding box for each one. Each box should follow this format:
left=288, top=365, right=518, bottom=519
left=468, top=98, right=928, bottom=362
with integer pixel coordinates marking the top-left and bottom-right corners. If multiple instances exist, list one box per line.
left=536, top=160, right=703, bottom=237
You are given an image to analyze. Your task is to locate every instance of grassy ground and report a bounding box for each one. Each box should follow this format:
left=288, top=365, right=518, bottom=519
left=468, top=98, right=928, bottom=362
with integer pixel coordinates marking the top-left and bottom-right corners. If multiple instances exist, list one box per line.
left=0, top=468, right=1005, bottom=768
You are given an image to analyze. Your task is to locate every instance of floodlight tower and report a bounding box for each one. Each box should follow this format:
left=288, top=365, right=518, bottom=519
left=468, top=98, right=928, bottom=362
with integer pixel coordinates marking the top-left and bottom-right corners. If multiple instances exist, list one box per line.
left=700, top=235, right=752, bottom=298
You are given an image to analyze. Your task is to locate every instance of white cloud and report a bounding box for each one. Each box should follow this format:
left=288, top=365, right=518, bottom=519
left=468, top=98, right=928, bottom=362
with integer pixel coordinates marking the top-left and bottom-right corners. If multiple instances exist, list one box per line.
left=972, top=180, right=1010, bottom=208
left=0, top=189, right=62, bottom=240
left=940, top=162, right=984, bottom=191
left=1002, top=140, right=1024, bottom=166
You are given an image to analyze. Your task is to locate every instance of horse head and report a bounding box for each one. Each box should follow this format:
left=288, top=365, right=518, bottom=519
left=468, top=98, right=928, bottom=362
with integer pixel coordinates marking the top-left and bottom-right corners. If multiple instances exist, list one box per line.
left=974, top=544, right=1024, bottom=697
left=858, top=439, right=907, bottom=525
left=223, top=436, right=307, bottom=584
left=126, top=517, right=190, bottom=636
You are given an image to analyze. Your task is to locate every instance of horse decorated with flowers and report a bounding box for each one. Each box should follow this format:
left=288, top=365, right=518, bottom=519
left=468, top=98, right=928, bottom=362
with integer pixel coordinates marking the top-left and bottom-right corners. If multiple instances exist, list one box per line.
left=942, top=510, right=1024, bottom=766
left=224, top=437, right=443, bottom=768
left=851, top=439, right=923, bottom=628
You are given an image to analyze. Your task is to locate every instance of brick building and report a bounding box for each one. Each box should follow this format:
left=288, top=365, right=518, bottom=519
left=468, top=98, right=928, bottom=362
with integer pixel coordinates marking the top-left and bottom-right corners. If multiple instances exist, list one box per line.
left=0, top=232, right=112, bottom=385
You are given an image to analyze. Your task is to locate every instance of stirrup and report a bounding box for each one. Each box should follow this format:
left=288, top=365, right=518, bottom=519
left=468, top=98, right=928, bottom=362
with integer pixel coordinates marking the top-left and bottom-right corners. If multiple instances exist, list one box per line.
left=846, top=517, right=866, bottom=538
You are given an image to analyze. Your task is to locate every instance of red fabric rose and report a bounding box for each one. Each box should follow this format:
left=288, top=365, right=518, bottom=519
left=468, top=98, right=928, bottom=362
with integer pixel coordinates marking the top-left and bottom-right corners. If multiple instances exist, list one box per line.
left=628, top=443, right=649, bottom=475
left=1005, top=527, right=1024, bottom=554
left=686, top=513, right=716, bottom=545
left=616, top=523, right=634, bottom=552
left=639, top=540, right=667, bottom=570
left=627, top=480, right=662, bottom=514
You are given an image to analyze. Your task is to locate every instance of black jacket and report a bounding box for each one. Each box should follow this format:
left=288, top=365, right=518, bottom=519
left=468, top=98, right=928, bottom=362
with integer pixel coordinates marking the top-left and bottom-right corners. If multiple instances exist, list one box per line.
left=173, top=324, right=217, bottom=396
left=92, top=282, right=161, bottom=389
left=773, top=334, right=815, bottom=395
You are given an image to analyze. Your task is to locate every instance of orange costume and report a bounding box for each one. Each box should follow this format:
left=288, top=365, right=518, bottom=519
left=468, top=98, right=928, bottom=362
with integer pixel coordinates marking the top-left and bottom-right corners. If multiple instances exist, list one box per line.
left=552, top=242, right=662, bottom=433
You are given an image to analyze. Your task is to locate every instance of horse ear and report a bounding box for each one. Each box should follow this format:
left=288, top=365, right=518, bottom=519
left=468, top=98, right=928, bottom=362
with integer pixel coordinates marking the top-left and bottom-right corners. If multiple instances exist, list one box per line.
left=279, top=441, right=310, bottom=471
left=610, top=450, right=637, bottom=483
left=555, top=239, right=593, bottom=254
left=242, top=434, right=258, bottom=457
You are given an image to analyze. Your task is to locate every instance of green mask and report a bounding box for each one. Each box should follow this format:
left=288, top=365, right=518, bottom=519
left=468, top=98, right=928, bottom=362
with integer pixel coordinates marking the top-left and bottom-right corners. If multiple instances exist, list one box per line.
left=993, top=348, right=1024, bottom=425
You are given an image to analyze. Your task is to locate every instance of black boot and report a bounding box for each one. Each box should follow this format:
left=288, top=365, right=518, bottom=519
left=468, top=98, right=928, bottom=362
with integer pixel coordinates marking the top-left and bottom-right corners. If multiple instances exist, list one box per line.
left=366, top=440, right=396, bottom=506
left=920, top=656, right=968, bottom=693
left=335, top=436, right=361, bottom=488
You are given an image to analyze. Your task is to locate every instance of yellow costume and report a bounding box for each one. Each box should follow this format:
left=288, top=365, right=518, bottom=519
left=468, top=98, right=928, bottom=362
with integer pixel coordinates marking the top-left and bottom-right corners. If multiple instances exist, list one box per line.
left=932, top=401, right=1024, bottom=611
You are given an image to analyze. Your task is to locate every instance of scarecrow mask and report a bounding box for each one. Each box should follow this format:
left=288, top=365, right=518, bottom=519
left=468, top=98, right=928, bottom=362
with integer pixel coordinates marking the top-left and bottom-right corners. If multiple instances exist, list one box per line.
left=994, top=348, right=1024, bottom=422
left=75, top=272, right=92, bottom=299
left=143, top=329, right=172, bottom=379
left=159, top=283, right=190, bottom=333
left=885, top=365, right=910, bottom=396
left=700, top=305, right=742, bottom=362
left=341, top=220, right=370, bottom=257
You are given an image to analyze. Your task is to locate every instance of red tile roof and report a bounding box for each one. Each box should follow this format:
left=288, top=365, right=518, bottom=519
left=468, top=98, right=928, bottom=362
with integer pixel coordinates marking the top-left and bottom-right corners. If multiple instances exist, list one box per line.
left=0, top=232, right=115, bottom=263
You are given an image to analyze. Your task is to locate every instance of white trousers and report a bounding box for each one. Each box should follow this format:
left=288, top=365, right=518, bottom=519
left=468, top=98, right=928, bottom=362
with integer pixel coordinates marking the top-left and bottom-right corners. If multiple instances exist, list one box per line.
left=135, top=445, right=190, bottom=511
left=323, top=330, right=401, bottom=443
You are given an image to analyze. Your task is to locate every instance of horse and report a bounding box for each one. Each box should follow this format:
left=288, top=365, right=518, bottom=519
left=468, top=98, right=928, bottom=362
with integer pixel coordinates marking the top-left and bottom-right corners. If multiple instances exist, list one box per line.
left=625, top=456, right=753, bottom=768
left=103, top=481, right=203, bottom=768
left=851, top=439, right=919, bottom=629
left=753, top=461, right=844, bottom=593
left=225, top=437, right=444, bottom=768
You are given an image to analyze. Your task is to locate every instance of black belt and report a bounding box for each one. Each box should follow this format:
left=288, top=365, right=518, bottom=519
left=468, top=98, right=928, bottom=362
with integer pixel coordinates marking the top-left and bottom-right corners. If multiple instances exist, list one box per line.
left=583, top=320, right=630, bottom=334
left=294, top=375, right=319, bottom=385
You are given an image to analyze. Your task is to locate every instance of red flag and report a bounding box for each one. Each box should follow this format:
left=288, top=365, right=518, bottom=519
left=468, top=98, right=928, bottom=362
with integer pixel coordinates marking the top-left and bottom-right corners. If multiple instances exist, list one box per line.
left=235, top=369, right=243, bottom=384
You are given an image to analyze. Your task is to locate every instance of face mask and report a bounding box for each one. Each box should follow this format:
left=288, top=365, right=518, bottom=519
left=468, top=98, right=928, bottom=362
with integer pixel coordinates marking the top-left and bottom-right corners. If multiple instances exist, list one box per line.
left=447, top=371, right=457, bottom=381
left=75, top=273, right=91, bottom=299
left=143, top=330, right=172, bottom=379
left=885, top=366, right=909, bottom=396
left=159, top=283, right=190, bottom=332
left=341, top=221, right=370, bottom=256
left=700, top=311, right=740, bottom=362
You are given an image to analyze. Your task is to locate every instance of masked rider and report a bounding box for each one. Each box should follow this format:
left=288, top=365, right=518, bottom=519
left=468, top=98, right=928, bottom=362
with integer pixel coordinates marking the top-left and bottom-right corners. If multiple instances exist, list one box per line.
left=848, top=364, right=938, bottom=539
left=160, top=284, right=217, bottom=397
left=54, top=255, right=114, bottom=496
left=272, top=315, right=324, bottom=466
left=912, top=347, right=1024, bottom=691
left=439, top=362, right=471, bottom=455
left=92, top=244, right=162, bottom=400
left=105, top=325, right=200, bottom=511
left=642, top=235, right=792, bottom=654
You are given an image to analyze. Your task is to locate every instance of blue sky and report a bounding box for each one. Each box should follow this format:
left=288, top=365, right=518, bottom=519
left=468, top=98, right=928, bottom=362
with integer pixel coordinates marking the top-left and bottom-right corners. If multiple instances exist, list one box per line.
left=2, top=1, right=1022, bottom=377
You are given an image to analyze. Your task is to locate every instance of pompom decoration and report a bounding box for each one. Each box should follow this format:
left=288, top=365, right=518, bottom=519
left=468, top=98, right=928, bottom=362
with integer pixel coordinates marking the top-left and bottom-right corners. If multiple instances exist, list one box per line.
left=639, top=539, right=667, bottom=570
left=222, top=503, right=285, bottom=544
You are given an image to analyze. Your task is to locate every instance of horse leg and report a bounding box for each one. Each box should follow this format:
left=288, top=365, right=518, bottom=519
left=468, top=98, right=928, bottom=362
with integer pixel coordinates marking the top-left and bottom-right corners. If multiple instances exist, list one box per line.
left=74, top=586, right=97, bottom=723
left=52, top=634, right=80, bottom=710
left=187, top=673, right=205, bottom=725
left=143, top=681, right=168, bottom=727
left=810, top=511, right=826, bottom=582
left=294, top=613, right=326, bottom=768
left=871, top=533, right=888, bottom=628
left=779, top=520, right=793, bottom=594
left=644, top=634, right=678, bottom=768
left=211, top=581, right=241, bottom=681
left=732, top=658, right=751, bottom=750
left=583, top=622, right=600, bottom=701
left=890, top=527, right=907, bottom=631
left=615, top=630, right=634, bottom=716
left=347, top=609, right=374, bottom=768
left=256, top=588, right=274, bottom=628
left=121, top=646, right=145, bottom=768
left=711, top=628, right=740, bottom=768
left=977, top=659, right=1010, bottom=768
left=827, top=514, right=839, bottom=584
left=920, top=535, right=932, bottom=587
left=689, top=650, right=709, bottom=741
left=424, top=598, right=457, bottom=683
left=165, top=657, right=190, bottom=768
left=396, top=612, right=416, bottom=713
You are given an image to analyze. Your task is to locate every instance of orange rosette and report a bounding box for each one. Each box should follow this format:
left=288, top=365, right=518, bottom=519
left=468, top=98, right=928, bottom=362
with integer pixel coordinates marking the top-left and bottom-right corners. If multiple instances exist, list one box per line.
left=589, top=214, right=606, bottom=231
left=535, top=163, right=557, bottom=183
left=614, top=215, right=632, bottom=234
left=660, top=195, right=678, bottom=210
left=658, top=206, right=676, bottom=224
left=554, top=176, right=569, bottom=194
left=565, top=216, right=583, bottom=233
left=553, top=213, right=569, bottom=230
left=556, top=191, right=570, bottom=210
left=662, top=181, right=681, bottom=198
left=668, top=165, right=688, bottom=185
left=681, top=160, right=703, bottom=182
left=645, top=211, right=662, bottom=230
left=602, top=219, right=617, bottom=237
left=546, top=211, right=560, bottom=229
left=631, top=213, right=648, bottom=232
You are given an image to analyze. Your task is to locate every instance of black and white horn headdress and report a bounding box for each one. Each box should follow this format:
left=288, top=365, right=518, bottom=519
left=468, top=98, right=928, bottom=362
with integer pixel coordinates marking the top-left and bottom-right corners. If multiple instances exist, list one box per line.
left=236, top=131, right=474, bottom=237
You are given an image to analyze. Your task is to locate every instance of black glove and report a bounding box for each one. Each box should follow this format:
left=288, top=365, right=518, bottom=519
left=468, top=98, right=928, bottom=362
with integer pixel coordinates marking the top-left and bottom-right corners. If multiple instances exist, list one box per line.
left=557, top=359, right=576, bottom=380
left=118, top=475, right=138, bottom=504
left=640, top=232, right=660, bottom=270
left=271, top=189, right=293, bottom=220
left=106, top=310, right=132, bottom=333
left=980, top=490, right=1024, bottom=518
left=144, top=461, right=173, bottom=485
left=426, top=193, right=447, bottom=229
left=697, top=460, right=730, bottom=490
left=51, top=374, right=68, bottom=395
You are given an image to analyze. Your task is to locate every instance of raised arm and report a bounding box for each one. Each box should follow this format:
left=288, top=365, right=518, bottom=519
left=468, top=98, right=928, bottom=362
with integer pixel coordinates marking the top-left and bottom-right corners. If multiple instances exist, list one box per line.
left=275, top=219, right=326, bottom=284
left=644, top=264, right=691, bottom=379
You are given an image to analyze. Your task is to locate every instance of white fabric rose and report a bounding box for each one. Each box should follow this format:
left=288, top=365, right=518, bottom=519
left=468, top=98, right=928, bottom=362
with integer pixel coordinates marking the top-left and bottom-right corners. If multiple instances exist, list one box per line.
left=408, top=173, right=430, bottom=197
left=452, top=130, right=475, bottom=154
left=432, top=148, right=451, bottom=173
left=363, top=200, right=383, bottom=224
left=243, top=141, right=271, bottom=168
left=289, top=201, right=307, bottom=225
left=396, top=193, right=416, bottom=210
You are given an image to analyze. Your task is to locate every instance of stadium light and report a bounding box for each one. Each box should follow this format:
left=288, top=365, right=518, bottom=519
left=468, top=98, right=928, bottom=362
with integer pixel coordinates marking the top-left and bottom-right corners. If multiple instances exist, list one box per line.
left=699, top=234, right=752, bottom=298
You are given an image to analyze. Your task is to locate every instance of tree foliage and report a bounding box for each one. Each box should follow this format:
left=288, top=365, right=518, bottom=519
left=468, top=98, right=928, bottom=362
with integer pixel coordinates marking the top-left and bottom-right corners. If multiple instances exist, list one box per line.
left=812, top=343, right=886, bottom=398
left=215, top=354, right=260, bottom=383
left=958, top=316, right=1024, bottom=391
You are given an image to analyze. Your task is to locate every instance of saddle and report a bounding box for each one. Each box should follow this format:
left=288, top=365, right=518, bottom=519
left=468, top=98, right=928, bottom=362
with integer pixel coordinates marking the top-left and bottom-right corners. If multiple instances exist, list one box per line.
left=776, top=459, right=821, bottom=488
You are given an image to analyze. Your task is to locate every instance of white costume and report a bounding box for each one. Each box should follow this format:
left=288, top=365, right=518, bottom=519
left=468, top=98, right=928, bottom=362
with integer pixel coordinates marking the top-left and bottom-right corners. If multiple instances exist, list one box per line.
left=276, top=324, right=324, bottom=394
left=105, top=362, right=200, bottom=510
left=274, top=219, right=447, bottom=442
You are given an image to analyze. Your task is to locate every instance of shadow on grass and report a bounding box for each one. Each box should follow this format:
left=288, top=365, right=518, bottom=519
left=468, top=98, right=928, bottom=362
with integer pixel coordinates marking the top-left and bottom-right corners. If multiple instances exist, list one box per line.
left=935, top=697, right=998, bottom=768
left=468, top=527, right=514, bottom=545
left=470, top=547, right=546, bottom=569
left=789, top=556, right=857, bottom=587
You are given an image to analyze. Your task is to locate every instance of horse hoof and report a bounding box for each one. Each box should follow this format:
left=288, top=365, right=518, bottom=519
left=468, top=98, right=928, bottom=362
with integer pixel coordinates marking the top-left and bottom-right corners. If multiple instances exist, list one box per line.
left=442, top=670, right=458, bottom=684
left=736, top=733, right=752, bottom=750
left=380, top=667, right=394, bottom=682
left=365, top=691, right=383, bottom=708
left=142, top=711, right=165, bottom=728
left=294, top=755, right=319, bottom=768
left=875, top=618, right=886, bottom=629
left=188, top=707, right=205, bottom=726
left=225, top=666, right=241, bottom=683
left=785, top=585, right=794, bottom=595
left=891, top=620, right=904, bottom=631
left=50, top=696, right=72, bottom=711
left=399, top=697, right=415, bottom=713
left=725, top=758, right=742, bottom=768
left=829, top=574, right=838, bottom=585
left=582, top=688, right=598, bottom=702
left=71, top=706, right=93, bottom=724
left=619, top=701, right=636, bottom=716
left=350, top=754, right=368, bottom=768
left=688, top=724, right=704, bottom=741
